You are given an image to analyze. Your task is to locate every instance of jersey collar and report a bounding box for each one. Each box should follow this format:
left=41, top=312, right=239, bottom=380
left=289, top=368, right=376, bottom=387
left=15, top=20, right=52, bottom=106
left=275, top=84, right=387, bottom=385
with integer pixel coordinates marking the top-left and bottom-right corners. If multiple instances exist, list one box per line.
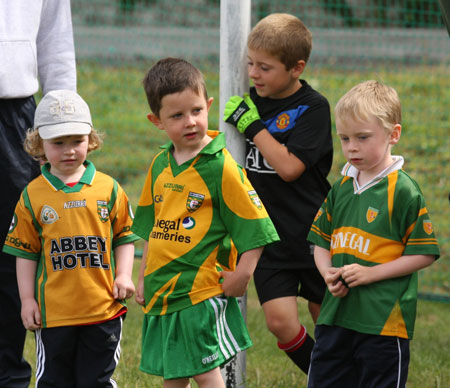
left=159, top=130, right=226, bottom=155
left=341, top=155, right=404, bottom=194
left=41, top=160, right=96, bottom=192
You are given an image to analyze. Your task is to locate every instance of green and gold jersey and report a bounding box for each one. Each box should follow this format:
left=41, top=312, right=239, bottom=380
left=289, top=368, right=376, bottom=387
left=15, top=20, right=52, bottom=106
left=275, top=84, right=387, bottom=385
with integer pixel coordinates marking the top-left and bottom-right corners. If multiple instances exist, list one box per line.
left=132, top=131, right=279, bottom=316
left=308, top=157, right=440, bottom=339
left=3, top=161, right=139, bottom=328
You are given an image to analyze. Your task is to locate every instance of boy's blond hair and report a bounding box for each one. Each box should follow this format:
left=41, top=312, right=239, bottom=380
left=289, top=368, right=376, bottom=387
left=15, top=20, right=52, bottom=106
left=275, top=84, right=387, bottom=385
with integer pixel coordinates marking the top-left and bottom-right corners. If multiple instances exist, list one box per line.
left=335, top=80, right=402, bottom=132
left=24, top=128, right=104, bottom=161
left=247, top=13, right=312, bottom=69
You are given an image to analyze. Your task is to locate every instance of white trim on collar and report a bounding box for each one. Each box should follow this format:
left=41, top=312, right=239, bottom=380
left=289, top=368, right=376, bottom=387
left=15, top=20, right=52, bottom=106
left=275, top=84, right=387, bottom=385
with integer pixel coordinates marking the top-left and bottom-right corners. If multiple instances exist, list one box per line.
left=341, top=156, right=404, bottom=194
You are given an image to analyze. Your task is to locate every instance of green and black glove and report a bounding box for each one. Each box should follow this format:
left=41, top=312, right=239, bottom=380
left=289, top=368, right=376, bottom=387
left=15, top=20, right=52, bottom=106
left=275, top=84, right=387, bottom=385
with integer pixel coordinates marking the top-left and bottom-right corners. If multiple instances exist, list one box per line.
left=223, top=93, right=265, bottom=141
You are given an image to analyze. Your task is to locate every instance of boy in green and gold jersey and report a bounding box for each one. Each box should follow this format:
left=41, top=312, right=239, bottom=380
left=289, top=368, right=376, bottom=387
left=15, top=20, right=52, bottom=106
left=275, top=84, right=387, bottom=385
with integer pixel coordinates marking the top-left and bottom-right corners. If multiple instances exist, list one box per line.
left=2, top=90, right=139, bottom=387
left=132, top=58, right=279, bottom=387
left=307, top=81, right=440, bottom=388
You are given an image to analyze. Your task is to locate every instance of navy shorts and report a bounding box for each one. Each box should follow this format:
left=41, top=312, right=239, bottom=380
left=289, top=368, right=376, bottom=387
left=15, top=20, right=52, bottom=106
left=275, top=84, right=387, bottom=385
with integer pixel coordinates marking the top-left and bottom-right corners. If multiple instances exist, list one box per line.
left=308, top=325, right=410, bottom=388
left=253, top=267, right=325, bottom=305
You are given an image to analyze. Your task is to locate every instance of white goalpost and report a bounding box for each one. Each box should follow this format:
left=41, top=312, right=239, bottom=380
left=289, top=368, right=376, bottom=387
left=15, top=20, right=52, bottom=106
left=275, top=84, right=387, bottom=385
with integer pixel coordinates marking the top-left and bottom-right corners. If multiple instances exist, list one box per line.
left=219, top=1, right=251, bottom=387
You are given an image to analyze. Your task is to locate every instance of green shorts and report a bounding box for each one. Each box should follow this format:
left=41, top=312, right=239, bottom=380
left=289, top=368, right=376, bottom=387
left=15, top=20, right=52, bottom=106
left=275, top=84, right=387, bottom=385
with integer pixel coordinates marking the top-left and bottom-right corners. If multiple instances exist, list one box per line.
left=140, top=295, right=252, bottom=379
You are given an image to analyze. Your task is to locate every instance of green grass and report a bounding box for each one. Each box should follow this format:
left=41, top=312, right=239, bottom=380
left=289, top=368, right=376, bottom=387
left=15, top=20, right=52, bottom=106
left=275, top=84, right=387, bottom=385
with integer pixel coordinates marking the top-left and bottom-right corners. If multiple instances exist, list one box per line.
left=23, top=62, right=449, bottom=386
left=24, top=260, right=449, bottom=388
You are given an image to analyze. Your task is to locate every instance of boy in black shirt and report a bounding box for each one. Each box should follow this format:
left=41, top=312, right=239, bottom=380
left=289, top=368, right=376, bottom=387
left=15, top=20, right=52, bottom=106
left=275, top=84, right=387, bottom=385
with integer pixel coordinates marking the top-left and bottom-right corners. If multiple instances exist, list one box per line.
left=224, top=13, right=333, bottom=374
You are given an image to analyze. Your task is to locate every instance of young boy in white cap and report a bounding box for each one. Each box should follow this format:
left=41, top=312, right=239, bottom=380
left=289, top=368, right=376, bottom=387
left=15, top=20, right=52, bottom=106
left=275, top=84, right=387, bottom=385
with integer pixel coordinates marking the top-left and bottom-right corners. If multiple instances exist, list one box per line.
left=2, top=90, right=139, bottom=387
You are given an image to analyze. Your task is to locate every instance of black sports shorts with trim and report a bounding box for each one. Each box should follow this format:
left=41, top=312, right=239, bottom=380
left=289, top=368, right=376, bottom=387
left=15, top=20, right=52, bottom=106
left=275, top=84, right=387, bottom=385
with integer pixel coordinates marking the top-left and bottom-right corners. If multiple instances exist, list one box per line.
left=308, top=325, right=410, bottom=388
left=253, top=267, right=325, bottom=305
left=35, top=316, right=124, bottom=388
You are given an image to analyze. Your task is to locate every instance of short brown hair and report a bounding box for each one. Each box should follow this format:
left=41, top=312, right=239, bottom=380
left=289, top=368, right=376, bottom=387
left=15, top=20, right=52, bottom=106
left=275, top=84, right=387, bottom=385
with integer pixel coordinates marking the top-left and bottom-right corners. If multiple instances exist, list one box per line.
left=142, top=57, right=208, bottom=117
left=24, top=127, right=104, bottom=162
left=335, top=80, right=402, bottom=132
left=247, top=13, right=312, bottom=69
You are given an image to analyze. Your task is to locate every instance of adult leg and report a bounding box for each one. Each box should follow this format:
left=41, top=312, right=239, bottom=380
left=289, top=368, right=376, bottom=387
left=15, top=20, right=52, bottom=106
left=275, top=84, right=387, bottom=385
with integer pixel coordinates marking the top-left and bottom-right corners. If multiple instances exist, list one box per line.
left=0, top=97, right=39, bottom=388
left=193, top=367, right=225, bottom=388
left=76, top=316, right=124, bottom=388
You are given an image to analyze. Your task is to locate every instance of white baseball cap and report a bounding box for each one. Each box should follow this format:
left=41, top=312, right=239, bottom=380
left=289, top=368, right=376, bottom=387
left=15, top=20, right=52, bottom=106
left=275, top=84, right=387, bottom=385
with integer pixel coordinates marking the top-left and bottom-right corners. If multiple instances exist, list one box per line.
left=35, top=90, right=93, bottom=140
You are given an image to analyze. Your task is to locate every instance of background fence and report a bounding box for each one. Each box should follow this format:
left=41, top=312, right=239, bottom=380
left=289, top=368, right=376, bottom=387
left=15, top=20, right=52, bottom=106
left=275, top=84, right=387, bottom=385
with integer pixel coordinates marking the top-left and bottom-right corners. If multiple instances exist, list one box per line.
left=69, top=0, right=449, bottom=301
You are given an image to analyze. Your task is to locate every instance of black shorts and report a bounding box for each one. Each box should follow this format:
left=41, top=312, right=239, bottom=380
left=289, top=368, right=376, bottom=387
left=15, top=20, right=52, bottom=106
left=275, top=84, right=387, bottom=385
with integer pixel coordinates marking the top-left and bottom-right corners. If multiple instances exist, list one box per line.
left=308, top=325, right=410, bottom=388
left=253, top=267, right=325, bottom=305
left=35, top=316, right=124, bottom=388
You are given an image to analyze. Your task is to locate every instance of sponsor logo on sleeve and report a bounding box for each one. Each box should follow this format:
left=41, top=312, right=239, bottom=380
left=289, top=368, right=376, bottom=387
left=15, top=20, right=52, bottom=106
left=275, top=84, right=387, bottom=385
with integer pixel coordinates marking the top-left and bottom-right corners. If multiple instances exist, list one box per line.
left=423, top=220, right=433, bottom=235
left=9, top=214, right=17, bottom=233
left=248, top=190, right=262, bottom=209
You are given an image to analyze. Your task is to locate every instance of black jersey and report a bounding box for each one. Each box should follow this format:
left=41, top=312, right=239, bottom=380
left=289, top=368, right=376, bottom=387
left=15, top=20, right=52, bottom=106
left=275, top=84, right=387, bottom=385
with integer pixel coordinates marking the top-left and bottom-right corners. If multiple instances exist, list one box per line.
left=246, top=79, right=333, bottom=269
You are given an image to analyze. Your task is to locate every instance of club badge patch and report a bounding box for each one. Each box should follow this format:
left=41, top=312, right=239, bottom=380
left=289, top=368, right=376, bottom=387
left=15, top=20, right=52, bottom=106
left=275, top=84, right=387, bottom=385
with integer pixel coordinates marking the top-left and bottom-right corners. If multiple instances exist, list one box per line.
left=248, top=190, right=262, bottom=209
left=276, top=113, right=290, bottom=130
left=366, top=207, right=379, bottom=223
left=423, top=220, right=433, bottom=235
left=9, top=214, right=17, bottom=233
left=186, top=192, right=204, bottom=213
left=41, top=205, right=59, bottom=224
left=97, top=200, right=109, bottom=222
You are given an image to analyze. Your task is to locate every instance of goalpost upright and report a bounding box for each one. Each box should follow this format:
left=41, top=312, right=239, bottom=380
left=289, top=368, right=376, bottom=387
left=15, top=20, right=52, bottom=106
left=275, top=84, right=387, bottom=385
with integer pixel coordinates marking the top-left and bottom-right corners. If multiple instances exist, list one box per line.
left=219, top=1, right=251, bottom=387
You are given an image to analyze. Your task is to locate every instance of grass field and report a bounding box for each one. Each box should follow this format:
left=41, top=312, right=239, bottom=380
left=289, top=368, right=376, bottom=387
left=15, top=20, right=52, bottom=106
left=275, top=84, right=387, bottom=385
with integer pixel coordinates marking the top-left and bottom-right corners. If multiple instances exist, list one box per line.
left=23, top=62, right=449, bottom=387
left=24, top=261, right=449, bottom=388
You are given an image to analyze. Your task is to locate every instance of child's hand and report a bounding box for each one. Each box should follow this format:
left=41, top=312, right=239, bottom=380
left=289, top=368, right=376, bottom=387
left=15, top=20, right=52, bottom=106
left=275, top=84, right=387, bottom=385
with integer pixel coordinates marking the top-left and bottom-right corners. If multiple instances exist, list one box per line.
left=113, top=274, right=135, bottom=300
left=341, top=264, right=373, bottom=287
left=135, top=279, right=145, bottom=306
left=223, top=94, right=265, bottom=140
left=324, top=267, right=348, bottom=298
left=220, top=270, right=249, bottom=297
left=21, top=298, right=41, bottom=330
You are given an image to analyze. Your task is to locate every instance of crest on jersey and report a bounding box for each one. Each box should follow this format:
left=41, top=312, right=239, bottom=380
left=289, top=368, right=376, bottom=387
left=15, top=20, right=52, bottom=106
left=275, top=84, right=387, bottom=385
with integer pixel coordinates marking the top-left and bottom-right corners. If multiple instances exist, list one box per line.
left=423, top=220, right=433, bottom=235
left=314, top=208, right=323, bottom=222
left=97, top=200, right=109, bottom=222
left=41, top=205, right=59, bottom=224
left=248, top=190, right=262, bottom=209
left=9, top=214, right=18, bottom=233
left=186, top=192, right=204, bottom=213
left=276, top=113, right=290, bottom=130
left=366, top=207, right=379, bottom=223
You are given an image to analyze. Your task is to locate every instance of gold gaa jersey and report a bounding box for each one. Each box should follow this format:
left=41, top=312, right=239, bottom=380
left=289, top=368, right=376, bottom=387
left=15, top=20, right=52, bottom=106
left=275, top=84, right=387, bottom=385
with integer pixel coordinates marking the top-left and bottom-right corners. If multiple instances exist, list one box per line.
left=308, top=157, right=440, bottom=339
left=3, top=161, right=139, bottom=328
left=132, top=131, right=279, bottom=316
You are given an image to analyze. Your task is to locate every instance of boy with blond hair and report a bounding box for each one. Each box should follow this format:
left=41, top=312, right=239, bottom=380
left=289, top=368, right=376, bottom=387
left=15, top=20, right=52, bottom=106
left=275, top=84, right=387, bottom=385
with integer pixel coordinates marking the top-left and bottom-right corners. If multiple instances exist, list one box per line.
left=307, top=80, right=440, bottom=387
left=224, top=13, right=332, bottom=373
left=132, top=57, right=279, bottom=388
left=3, top=90, right=139, bottom=387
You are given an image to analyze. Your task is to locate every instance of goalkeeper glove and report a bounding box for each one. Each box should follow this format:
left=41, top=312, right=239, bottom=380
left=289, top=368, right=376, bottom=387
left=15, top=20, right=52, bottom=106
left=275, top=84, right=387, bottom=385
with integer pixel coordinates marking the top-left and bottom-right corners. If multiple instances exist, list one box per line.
left=223, top=93, right=265, bottom=141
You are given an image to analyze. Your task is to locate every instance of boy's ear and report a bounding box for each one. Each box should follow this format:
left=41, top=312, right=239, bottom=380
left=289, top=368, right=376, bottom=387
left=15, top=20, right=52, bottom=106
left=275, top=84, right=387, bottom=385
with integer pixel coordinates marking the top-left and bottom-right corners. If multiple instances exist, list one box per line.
left=291, top=60, right=306, bottom=78
left=390, top=124, right=402, bottom=144
left=206, top=97, right=214, bottom=112
left=147, top=113, right=164, bottom=130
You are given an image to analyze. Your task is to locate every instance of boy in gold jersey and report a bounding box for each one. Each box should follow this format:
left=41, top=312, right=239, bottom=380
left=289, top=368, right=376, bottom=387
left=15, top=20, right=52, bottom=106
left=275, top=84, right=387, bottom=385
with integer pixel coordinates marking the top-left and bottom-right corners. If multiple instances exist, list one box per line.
left=132, top=58, right=279, bottom=387
left=3, top=90, right=139, bottom=387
